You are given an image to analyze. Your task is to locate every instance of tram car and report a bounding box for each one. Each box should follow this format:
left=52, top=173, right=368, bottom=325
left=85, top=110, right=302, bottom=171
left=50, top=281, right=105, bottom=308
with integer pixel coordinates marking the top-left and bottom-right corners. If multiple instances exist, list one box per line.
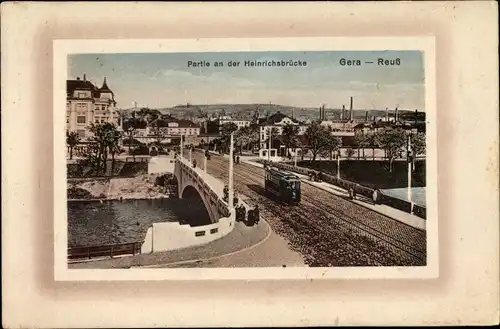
left=264, top=166, right=301, bottom=205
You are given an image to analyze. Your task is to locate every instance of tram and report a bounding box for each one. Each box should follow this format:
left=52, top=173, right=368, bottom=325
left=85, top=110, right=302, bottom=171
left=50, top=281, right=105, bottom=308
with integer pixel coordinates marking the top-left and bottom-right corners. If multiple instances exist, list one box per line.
left=264, top=166, right=301, bottom=205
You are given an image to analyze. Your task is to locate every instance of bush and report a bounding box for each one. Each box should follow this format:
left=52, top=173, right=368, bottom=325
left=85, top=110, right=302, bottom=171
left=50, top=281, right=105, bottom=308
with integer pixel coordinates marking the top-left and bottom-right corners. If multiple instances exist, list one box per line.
left=67, top=187, right=94, bottom=199
left=154, top=173, right=175, bottom=187
left=130, top=145, right=150, bottom=156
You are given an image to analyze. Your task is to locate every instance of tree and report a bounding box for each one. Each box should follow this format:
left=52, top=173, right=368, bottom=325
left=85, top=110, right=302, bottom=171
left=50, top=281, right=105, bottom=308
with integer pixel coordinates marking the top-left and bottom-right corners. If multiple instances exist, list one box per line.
left=220, top=122, right=238, bottom=153
left=266, top=126, right=280, bottom=148
left=345, top=147, right=355, bottom=159
left=411, top=132, right=426, bottom=156
left=355, top=130, right=371, bottom=159
left=66, top=130, right=80, bottom=160
left=150, top=120, right=168, bottom=151
left=282, top=123, right=300, bottom=158
left=86, top=122, right=122, bottom=175
left=375, top=127, right=407, bottom=172
left=106, top=127, right=122, bottom=174
left=367, top=131, right=377, bottom=161
left=324, top=134, right=342, bottom=161
left=410, top=131, right=426, bottom=170
left=304, top=121, right=330, bottom=161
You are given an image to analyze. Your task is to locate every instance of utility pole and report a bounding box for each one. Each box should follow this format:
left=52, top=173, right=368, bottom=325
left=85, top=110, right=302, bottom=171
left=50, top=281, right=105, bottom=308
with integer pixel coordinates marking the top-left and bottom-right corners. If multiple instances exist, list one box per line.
left=189, top=146, right=192, bottom=165
left=407, top=133, right=413, bottom=213
left=204, top=153, right=207, bottom=175
left=268, top=128, right=272, bottom=162
left=337, top=149, right=341, bottom=179
left=228, top=132, right=235, bottom=209
left=180, top=134, right=183, bottom=159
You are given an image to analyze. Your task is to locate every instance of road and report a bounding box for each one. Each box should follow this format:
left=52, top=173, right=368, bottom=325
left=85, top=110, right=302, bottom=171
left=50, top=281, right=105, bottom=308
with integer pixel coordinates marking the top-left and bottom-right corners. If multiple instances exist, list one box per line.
left=192, top=151, right=427, bottom=267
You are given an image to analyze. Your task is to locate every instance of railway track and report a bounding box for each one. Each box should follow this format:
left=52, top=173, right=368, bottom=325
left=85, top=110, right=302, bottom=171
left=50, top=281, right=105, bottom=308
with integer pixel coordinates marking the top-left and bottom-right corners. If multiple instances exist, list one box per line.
left=192, top=152, right=427, bottom=266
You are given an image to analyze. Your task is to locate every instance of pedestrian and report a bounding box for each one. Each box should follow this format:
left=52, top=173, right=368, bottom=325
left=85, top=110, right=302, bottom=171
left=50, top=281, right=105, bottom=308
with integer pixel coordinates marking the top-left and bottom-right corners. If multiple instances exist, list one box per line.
left=192, top=159, right=197, bottom=168
left=253, top=205, right=260, bottom=225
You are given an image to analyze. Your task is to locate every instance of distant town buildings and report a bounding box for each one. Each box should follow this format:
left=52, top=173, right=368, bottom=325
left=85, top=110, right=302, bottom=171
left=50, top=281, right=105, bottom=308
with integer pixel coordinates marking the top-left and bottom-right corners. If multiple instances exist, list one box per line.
left=218, top=115, right=251, bottom=134
left=258, top=111, right=308, bottom=149
left=66, top=75, right=119, bottom=139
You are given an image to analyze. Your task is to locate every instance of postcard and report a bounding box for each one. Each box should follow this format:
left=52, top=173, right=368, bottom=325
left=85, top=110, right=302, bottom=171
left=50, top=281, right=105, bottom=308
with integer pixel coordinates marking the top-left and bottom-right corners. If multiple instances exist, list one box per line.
left=53, top=37, right=438, bottom=281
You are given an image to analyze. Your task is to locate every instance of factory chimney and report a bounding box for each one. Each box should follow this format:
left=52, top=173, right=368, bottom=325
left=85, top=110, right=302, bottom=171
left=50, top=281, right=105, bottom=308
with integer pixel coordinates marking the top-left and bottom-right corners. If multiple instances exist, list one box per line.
left=414, top=109, right=418, bottom=126
left=349, top=97, right=353, bottom=121
left=341, top=105, right=345, bottom=121
left=394, top=107, right=399, bottom=122
left=385, top=107, right=389, bottom=122
left=365, top=110, right=369, bottom=122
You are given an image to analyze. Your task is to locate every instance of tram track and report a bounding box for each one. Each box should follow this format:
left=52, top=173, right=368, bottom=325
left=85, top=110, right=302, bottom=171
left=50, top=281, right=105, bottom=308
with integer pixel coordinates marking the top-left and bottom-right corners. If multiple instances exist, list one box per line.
left=237, top=163, right=426, bottom=256
left=192, top=152, right=426, bottom=266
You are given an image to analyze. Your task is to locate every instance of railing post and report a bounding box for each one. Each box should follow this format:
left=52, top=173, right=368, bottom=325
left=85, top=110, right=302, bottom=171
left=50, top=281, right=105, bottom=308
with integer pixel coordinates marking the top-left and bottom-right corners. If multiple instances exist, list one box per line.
left=204, top=154, right=207, bottom=175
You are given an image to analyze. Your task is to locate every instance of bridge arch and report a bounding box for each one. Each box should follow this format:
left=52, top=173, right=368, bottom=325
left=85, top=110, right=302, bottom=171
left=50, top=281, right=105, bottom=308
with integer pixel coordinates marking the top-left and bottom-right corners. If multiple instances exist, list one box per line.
left=180, top=184, right=217, bottom=225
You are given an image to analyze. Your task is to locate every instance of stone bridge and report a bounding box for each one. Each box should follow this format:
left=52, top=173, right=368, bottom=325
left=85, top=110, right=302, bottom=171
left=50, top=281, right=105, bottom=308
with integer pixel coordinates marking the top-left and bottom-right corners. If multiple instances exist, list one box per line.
left=173, top=156, right=232, bottom=223
left=141, top=155, right=243, bottom=253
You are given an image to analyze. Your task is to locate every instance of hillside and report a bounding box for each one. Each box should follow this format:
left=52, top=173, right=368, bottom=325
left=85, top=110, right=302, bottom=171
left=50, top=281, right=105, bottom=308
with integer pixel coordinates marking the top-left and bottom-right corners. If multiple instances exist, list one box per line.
left=120, top=104, right=424, bottom=122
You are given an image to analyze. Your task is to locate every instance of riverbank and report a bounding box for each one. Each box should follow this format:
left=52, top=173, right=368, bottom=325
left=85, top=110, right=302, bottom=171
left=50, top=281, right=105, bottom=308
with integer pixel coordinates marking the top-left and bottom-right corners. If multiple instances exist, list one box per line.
left=67, top=173, right=176, bottom=200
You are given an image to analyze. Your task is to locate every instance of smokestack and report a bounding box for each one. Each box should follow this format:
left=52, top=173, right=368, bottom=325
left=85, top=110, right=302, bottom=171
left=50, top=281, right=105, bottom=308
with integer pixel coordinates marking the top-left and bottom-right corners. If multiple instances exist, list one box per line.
left=395, top=107, right=399, bottom=122
left=349, top=97, right=353, bottom=121
left=341, top=105, right=345, bottom=121
left=385, top=107, right=389, bottom=122
left=414, top=109, right=418, bottom=126
left=83, top=74, right=86, bottom=81
left=365, top=110, right=368, bottom=122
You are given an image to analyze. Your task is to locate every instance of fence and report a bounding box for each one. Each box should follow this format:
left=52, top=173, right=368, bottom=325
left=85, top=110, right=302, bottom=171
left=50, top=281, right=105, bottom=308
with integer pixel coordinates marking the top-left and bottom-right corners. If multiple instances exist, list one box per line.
left=68, top=241, right=143, bottom=260
left=258, top=159, right=427, bottom=220
left=125, top=156, right=151, bottom=163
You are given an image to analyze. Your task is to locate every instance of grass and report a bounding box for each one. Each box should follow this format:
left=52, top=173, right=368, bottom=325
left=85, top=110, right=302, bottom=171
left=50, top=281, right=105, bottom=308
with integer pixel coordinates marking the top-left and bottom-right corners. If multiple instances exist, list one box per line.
left=298, top=159, right=426, bottom=190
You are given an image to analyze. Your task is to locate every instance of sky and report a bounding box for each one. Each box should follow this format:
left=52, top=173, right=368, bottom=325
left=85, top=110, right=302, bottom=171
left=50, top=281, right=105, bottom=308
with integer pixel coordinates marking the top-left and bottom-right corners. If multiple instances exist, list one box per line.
left=68, top=51, right=425, bottom=110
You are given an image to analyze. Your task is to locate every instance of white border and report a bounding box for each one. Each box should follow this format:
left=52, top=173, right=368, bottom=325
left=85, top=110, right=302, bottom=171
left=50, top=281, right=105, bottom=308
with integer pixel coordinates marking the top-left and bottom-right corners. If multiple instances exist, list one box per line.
left=54, top=37, right=438, bottom=281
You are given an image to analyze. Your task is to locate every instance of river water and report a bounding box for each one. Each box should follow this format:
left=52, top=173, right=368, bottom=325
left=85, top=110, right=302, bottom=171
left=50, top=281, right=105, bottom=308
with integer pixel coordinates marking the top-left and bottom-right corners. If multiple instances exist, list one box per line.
left=68, top=198, right=210, bottom=248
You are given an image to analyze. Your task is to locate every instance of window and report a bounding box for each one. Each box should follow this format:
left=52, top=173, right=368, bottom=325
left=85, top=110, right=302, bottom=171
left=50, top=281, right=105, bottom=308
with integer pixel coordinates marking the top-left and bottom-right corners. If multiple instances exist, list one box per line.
left=77, top=116, right=86, bottom=124
left=77, top=130, right=86, bottom=138
left=66, top=116, right=70, bottom=124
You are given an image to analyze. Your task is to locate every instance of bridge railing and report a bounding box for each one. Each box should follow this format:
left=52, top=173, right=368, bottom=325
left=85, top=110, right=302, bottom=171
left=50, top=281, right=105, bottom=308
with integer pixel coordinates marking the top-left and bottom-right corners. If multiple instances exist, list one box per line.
left=68, top=241, right=143, bottom=260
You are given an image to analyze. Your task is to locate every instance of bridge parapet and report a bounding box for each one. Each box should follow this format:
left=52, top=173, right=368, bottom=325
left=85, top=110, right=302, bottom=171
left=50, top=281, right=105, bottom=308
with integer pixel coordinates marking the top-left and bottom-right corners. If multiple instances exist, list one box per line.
left=141, top=157, right=237, bottom=253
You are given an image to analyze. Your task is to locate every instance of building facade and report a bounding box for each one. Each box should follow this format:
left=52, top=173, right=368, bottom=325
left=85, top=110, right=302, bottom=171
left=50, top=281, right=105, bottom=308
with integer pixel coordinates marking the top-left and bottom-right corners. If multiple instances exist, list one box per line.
left=218, top=116, right=251, bottom=134
left=258, top=112, right=308, bottom=149
left=66, top=75, right=119, bottom=139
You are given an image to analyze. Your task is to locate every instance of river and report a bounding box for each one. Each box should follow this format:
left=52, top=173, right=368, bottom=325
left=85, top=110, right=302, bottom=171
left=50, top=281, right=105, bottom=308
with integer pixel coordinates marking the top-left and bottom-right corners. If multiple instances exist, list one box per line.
left=67, top=198, right=210, bottom=248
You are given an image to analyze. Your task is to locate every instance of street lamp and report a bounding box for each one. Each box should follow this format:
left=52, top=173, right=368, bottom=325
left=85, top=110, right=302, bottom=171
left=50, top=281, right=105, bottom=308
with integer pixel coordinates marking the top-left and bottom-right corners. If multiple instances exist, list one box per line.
left=228, top=132, right=235, bottom=209
left=294, top=147, right=298, bottom=167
